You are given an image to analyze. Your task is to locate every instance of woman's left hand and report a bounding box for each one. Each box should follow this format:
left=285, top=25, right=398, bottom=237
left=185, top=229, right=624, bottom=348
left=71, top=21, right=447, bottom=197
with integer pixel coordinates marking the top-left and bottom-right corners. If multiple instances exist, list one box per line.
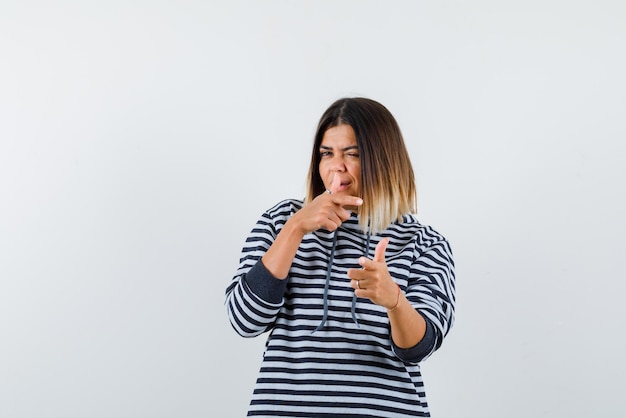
left=347, top=238, right=399, bottom=310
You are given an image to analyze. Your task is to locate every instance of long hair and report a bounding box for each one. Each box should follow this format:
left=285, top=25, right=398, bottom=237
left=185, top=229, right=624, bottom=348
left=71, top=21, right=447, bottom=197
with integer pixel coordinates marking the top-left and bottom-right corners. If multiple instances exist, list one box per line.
left=305, top=97, right=417, bottom=233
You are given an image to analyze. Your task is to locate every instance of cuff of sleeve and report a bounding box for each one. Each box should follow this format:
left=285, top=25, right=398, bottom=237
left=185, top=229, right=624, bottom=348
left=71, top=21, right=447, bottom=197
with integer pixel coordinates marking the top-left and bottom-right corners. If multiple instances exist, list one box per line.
left=243, top=259, right=288, bottom=304
left=392, top=315, right=438, bottom=363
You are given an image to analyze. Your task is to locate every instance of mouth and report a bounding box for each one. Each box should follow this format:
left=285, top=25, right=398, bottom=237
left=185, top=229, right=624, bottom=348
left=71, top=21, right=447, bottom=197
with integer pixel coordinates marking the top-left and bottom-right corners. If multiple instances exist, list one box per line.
left=336, top=181, right=351, bottom=192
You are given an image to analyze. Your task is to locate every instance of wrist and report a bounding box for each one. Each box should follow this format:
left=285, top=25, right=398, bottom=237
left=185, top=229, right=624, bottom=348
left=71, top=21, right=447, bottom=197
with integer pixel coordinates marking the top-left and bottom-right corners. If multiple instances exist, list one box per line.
left=285, top=213, right=308, bottom=237
left=386, top=284, right=401, bottom=313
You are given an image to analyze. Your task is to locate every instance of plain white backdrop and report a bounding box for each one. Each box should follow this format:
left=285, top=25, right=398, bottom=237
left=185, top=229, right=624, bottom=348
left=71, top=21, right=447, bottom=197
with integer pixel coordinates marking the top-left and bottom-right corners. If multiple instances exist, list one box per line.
left=1, top=1, right=625, bottom=417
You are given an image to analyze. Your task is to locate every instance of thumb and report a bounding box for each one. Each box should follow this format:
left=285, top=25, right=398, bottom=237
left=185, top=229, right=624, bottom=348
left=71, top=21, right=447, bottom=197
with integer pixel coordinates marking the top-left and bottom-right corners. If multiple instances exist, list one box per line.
left=373, top=238, right=389, bottom=263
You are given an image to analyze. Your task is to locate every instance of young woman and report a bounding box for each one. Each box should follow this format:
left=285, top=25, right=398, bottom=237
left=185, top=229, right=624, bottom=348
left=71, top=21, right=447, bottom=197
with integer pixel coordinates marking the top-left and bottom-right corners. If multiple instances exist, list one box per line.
left=225, top=97, right=456, bottom=417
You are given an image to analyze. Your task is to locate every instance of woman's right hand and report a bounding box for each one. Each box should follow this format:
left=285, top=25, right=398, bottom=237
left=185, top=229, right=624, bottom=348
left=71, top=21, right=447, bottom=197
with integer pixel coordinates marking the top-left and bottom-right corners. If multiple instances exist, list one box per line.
left=289, top=174, right=363, bottom=235
left=261, top=175, right=362, bottom=279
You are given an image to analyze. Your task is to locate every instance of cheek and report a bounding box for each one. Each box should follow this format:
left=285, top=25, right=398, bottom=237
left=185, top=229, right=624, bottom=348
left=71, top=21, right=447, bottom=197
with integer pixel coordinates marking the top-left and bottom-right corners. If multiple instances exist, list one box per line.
left=318, top=161, right=329, bottom=177
left=318, top=162, right=331, bottom=183
left=350, top=163, right=361, bottom=180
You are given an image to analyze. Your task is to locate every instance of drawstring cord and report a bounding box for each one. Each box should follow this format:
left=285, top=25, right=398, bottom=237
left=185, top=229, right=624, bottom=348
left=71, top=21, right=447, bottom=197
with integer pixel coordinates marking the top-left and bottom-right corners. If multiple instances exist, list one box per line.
left=350, top=229, right=371, bottom=328
left=312, top=230, right=338, bottom=333
left=313, top=224, right=372, bottom=333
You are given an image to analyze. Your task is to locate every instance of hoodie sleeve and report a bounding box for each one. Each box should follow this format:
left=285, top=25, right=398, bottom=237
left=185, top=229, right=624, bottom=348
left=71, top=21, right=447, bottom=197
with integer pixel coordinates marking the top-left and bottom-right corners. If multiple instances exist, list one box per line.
left=224, top=201, right=294, bottom=338
left=403, top=230, right=456, bottom=363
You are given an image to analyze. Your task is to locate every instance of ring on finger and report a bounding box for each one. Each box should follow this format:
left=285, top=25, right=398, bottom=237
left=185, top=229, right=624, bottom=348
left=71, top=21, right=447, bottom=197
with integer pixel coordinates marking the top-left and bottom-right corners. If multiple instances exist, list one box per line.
left=356, top=280, right=361, bottom=289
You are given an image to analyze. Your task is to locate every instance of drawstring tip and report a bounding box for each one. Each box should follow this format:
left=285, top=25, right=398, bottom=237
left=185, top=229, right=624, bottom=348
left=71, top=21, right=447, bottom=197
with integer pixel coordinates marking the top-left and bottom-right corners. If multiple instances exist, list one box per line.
left=312, top=319, right=327, bottom=334
left=351, top=294, right=360, bottom=327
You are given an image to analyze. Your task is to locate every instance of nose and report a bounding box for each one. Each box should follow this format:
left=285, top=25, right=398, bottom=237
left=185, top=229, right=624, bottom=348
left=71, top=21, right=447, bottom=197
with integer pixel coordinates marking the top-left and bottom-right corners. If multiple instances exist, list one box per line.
left=330, top=155, right=347, bottom=172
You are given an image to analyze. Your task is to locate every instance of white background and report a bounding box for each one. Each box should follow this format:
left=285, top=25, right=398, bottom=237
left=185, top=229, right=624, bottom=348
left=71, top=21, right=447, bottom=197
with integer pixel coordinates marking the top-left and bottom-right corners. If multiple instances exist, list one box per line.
left=1, top=1, right=625, bottom=417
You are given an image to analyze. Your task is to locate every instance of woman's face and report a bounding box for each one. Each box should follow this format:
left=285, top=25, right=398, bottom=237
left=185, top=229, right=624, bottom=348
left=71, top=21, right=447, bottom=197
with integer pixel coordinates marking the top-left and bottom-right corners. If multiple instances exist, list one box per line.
left=319, top=124, right=361, bottom=197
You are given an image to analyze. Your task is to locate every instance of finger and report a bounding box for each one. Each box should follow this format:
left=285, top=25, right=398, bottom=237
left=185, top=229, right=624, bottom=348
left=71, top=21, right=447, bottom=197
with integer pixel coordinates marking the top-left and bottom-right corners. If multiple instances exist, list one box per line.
left=373, top=238, right=389, bottom=263
left=329, top=172, right=341, bottom=194
left=347, top=268, right=366, bottom=280
left=357, top=256, right=374, bottom=270
left=333, top=194, right=363, bottom=209
left=337, top=207, right=354, bottom=222
left=321, top=213, right=343, bottom=231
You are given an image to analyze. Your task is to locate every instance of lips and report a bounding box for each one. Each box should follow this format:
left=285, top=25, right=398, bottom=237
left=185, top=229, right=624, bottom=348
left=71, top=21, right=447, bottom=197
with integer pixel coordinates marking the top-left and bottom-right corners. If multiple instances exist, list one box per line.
left=336, top=181, right=351, bottom=192
left=327, top=173, right=353, bottom=193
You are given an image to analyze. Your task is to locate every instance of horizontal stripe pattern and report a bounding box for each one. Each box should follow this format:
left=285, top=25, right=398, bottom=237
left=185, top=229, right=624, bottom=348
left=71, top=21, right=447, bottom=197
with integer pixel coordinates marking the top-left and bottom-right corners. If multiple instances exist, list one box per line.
left=225, top=199, right=455, bottom=417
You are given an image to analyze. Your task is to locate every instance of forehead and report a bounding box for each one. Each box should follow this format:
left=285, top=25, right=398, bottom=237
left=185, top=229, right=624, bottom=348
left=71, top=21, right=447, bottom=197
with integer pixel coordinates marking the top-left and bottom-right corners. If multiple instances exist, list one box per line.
left=320, top=124, right=357, bottom=147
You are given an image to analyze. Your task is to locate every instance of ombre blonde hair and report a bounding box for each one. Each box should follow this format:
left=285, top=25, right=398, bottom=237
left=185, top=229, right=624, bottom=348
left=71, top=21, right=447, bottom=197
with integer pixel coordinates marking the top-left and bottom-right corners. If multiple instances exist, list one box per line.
left=305, top=97, right=417, bottom=233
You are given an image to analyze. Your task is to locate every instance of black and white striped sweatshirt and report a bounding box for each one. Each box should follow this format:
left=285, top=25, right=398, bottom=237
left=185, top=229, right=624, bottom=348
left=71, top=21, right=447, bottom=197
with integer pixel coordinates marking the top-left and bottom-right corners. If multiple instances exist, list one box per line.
left=225, top=199, right=456, bottom=417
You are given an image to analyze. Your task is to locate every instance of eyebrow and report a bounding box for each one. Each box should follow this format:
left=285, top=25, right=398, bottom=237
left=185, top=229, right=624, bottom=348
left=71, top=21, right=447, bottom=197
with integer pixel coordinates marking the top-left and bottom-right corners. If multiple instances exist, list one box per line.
left=319, top=145, right=359, bottom=151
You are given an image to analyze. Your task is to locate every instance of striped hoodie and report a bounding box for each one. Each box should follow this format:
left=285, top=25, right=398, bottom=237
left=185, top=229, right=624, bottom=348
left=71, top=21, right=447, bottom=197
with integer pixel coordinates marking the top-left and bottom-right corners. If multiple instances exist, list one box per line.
left=225, top=199, right=456, bottom=417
